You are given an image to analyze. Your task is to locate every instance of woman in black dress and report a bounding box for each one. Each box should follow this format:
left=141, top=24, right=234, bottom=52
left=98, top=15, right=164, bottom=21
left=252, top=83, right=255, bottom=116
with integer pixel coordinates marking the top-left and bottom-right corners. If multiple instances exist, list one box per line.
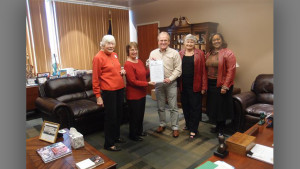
left=205, top=33, right=236, bottom=136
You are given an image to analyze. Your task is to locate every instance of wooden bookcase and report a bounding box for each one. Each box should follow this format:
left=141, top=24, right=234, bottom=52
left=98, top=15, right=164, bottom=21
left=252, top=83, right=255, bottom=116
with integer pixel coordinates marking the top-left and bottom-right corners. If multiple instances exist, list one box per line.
left=158, top=17, right=218, bottom=53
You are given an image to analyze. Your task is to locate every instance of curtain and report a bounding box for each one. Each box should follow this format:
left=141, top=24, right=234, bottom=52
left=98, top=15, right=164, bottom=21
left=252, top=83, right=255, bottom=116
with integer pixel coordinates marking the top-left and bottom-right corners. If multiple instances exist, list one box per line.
left=111, top=8, right=129, bottom=66
left=26, top=17, right=35, bottom=75
left=55, top=2, right=129, bottom=70
left=28, top=0, right=52, bottom=73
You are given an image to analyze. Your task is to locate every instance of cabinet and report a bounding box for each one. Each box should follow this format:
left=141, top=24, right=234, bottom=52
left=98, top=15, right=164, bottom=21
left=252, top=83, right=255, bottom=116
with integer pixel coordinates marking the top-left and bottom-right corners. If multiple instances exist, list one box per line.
left=26, top=85, right=39, bottom=112
left=158, top=17, right=218, bottom=53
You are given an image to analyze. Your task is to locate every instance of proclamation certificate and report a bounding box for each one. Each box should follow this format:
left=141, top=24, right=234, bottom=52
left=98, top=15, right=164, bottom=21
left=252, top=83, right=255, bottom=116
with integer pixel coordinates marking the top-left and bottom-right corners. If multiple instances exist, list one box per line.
left=149, top=60, right=164, bottom=83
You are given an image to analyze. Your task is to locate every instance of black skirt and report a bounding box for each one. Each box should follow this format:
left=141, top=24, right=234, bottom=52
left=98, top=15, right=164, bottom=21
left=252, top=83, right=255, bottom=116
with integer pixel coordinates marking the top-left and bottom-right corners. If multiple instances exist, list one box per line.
left=206, top=79, right=234, bottom=122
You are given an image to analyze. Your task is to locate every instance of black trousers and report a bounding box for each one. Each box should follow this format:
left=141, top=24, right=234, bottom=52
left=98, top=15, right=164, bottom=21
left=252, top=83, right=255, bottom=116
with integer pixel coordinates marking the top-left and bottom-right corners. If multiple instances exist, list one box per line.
left=127, top=97, right=146, bottom=138
left=181, top=77, right=202, bottom=133
left=102, top=88, right=124, bottom=148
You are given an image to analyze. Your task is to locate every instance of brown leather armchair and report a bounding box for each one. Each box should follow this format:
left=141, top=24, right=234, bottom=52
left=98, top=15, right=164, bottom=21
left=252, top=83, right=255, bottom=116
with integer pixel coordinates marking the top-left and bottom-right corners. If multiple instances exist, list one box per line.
left=233, top=74, right=273, bottom=132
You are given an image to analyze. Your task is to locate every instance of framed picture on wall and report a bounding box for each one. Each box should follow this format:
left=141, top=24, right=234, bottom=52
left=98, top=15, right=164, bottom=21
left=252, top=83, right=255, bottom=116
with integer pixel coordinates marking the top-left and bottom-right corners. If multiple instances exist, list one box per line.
left=39, top=121, right=60, bottom=143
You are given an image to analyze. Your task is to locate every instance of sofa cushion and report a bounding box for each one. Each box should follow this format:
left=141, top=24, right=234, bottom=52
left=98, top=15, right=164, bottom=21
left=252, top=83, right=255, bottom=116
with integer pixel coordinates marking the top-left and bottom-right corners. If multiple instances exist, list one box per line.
left=67, top=99, right=103, bottom=117
left=44, top=77, right=86, bottom=102
left=246, top=103, right=273, bottom=116
left=251, top=74, right=273, bottom=104
left=81, top=73, right=95, bottom=98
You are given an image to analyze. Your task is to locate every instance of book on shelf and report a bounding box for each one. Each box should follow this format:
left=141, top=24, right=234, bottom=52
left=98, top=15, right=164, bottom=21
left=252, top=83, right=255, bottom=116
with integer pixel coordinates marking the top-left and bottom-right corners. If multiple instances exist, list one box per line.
left=36, top=142, right=72, bottom=163
left=76, top=155, right=104, bottom=169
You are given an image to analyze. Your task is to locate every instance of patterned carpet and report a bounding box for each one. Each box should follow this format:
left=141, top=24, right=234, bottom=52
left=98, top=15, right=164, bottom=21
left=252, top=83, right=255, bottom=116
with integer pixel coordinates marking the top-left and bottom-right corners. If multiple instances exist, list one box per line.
left=26, top=96, right=224, bottom=169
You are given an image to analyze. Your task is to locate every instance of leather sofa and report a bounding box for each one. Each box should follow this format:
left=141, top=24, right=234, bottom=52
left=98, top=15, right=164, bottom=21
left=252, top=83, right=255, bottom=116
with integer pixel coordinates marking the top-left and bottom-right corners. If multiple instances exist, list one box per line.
left=35, top=73, right=128, bottom=134
left=232, top=74, right=273, bottom=132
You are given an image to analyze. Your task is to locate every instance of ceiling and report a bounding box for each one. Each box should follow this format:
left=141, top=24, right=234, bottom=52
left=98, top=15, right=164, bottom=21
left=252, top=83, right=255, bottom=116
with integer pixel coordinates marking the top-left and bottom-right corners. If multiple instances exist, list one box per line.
left=76, top=0, right=158, bottom=8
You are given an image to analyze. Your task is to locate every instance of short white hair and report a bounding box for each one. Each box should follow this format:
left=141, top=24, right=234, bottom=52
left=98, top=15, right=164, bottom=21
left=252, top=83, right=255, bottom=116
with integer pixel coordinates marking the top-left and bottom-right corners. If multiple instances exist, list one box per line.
left=100, top=35, right=116, bottom=47
left=184, top=34, right=197, bottom=43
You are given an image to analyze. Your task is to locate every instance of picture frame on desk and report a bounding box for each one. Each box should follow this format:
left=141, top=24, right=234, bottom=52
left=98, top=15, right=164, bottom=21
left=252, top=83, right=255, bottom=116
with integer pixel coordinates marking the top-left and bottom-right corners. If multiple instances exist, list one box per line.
left=49, top=75, right=59, bottom=79
left=26, top=78, right=37, bottom=86
left=37, top=77, right=48, bottom=85
left=37, top=72, right=50, bottom=78
left=39, top=121, right=60, bottom=143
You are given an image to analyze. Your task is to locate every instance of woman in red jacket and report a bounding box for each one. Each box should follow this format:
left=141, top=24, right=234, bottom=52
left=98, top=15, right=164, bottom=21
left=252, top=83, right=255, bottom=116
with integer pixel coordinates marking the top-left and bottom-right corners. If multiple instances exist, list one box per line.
left=205, top=33, right=236, bottom=136
left=92, top=35, right=126, bottom=151
left=124, top=42, right=155, bottom=141
left=179, top=34, right=207, bottom=139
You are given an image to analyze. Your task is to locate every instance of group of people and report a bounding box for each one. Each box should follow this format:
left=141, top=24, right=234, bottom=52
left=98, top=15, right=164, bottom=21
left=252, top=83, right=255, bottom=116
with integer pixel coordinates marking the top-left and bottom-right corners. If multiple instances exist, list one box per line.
left=92, top=32, right=236, bottom=151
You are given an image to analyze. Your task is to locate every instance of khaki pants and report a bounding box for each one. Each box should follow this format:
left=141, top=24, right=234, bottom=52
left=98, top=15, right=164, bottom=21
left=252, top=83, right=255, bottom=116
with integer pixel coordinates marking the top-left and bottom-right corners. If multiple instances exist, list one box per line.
left=155, top=81, right=179, bottom=130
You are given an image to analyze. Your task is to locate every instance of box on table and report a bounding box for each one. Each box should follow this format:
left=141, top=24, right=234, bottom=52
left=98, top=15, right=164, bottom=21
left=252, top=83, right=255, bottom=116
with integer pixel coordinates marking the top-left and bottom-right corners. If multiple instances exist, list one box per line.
left=226, top=132, right=256, bottom=156
left=69, top=132, right=84, bottom=149
left=151, top=89, right=156, bottom=100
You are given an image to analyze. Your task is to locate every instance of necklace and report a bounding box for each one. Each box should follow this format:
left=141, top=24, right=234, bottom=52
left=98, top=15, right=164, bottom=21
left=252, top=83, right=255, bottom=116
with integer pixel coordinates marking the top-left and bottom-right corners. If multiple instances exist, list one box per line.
left=212, top=50, right=219, bottom=55
left=185, top=50, right=194, bottom=56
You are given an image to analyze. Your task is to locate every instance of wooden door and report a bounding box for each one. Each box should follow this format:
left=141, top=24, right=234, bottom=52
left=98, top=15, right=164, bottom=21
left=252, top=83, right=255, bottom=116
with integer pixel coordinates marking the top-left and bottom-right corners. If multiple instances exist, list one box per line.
left=137, top=23, right=158, bottom=95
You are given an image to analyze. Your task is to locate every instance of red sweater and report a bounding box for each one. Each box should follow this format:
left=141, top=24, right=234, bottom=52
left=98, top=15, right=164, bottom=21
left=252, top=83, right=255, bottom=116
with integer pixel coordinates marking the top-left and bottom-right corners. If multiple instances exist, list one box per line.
left=92, top=50, right=125, bottom=98
left=124, top=59, right=149, bottom=100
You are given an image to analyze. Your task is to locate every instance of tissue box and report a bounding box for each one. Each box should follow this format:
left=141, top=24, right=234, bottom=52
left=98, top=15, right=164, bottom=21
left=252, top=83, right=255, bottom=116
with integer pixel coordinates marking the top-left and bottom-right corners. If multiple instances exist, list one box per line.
left=69, top=133, right=84, bottom=149
left=226, top=132, right=256, bottom=156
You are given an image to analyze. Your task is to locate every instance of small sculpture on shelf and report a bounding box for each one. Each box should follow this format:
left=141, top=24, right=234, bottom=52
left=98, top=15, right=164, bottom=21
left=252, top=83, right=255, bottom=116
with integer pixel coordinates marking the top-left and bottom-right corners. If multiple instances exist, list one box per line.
left=214, top=134, right=228, bottom=158
left=258, top=111, right=266, bottom=125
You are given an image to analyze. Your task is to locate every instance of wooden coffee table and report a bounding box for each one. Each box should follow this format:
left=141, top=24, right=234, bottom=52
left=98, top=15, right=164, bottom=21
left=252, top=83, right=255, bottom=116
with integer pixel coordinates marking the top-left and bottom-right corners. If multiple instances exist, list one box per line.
left=26, top=129, right=117, bottom=169
left=199, top=122, right=273, bottom=169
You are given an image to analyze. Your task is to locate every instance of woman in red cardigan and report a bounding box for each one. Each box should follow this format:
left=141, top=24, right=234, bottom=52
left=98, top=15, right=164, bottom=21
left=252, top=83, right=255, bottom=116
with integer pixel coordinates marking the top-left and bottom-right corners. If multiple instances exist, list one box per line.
left=92, top=35, right=126, bottom=151
left=178, top=34, right=207, bottom=139
left=205, top=33, right=236, bottom=136
left=124, top=42, right=155, bottom=141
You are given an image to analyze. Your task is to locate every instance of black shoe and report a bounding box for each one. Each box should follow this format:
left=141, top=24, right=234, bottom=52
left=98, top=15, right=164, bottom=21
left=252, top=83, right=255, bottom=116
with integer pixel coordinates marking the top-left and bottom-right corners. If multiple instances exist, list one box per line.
left=183, top=126, right=189, bottom=130
left=218, top=133, right=224, bottom=137
left=115, top=138, right=127, bottom=143
left=139, top=132, right=148, bottom=137
left=129, top=136, right=143, bottom=141
left=104, top=146, right=121, bottom=151
left=189, top=132, right=197, bottom=139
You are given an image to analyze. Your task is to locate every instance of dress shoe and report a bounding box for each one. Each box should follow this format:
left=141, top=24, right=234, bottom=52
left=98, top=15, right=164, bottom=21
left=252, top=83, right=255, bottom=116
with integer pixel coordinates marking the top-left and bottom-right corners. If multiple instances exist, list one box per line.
left=156, top=126, right=166, bottom=133
left=129, top=136, right=143, bottom=141
left=183, top=126, right=189, bottom=130
left=115, top=138, right=127, bottom=143
left=173, top=130, right=179, bottom=138
left=139, top=132, right=148, bottom=137
left=104, top=146, right=121, bottom=151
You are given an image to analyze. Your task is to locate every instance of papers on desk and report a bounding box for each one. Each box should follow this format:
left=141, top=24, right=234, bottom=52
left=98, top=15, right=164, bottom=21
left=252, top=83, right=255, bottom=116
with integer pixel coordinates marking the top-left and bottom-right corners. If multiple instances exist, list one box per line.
left=247, top=143, right=274, bottom=165
left=195, top=161, right=234, bottom=169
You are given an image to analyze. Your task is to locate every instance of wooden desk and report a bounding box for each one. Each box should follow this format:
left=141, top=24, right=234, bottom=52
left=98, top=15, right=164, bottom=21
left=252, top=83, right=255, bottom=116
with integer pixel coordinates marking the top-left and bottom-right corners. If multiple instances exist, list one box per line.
left=26, top=129, right=117, bottom=169
left=201, top=123, right=273, bottom=169
left=26, top=85, right=39, bottom=111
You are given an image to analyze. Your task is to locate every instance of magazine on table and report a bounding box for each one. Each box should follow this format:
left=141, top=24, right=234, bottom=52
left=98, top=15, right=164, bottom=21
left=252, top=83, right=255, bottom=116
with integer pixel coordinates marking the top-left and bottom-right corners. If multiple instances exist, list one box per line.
left=76, top=155, right=104, bottom=169
left=36, top=142, right=72, bottom=163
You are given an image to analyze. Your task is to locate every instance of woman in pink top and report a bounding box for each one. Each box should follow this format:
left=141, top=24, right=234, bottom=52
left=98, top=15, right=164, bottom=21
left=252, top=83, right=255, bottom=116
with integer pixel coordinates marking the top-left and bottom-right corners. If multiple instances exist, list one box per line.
left=124, top=42, right=155, bottom=141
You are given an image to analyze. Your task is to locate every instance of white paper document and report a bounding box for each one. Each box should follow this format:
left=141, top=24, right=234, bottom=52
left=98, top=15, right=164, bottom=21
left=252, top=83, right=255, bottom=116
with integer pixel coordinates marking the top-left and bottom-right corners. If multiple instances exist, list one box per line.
left=247, top=143, right=274, bottom=165
left=149, top=60, right=164, bottom=83
left=214, top=161, right=235, bottom=169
